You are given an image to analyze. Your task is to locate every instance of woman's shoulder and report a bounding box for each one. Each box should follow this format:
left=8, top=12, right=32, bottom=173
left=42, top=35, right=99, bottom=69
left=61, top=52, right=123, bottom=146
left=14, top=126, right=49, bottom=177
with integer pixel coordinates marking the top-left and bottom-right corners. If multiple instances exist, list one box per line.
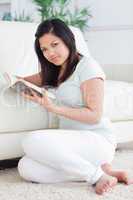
left=76, top=55, right=101, bottom=73
left=76, top=55, right=106, bottom=82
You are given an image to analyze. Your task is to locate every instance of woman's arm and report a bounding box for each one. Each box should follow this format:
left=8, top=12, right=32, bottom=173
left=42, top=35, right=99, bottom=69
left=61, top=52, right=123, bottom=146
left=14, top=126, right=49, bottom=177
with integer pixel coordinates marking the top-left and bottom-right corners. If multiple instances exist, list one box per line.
left=21, top=77, right=104, bottom=124
left=52, top=78, right=104, bottom=124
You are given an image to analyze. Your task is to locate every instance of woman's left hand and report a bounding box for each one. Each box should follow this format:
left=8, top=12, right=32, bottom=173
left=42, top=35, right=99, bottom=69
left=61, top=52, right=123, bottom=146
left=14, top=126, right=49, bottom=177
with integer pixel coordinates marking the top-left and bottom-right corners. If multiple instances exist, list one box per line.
left=21, top=89, right=56, bottom=112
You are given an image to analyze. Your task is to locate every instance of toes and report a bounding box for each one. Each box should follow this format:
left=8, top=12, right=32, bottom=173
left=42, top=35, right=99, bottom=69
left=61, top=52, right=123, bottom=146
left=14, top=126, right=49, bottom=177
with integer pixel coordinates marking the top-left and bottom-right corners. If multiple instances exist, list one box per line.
left=99, top=185, right=110, bottom=194
left=118, top=171, right=130, bottom=184
left=96, top=182, right=110, bottom=194
left=95, top=176, right=117, bottom=195
left=104, top=183, right=111, bottom=192
left=126, top=179, right=133, bottom=185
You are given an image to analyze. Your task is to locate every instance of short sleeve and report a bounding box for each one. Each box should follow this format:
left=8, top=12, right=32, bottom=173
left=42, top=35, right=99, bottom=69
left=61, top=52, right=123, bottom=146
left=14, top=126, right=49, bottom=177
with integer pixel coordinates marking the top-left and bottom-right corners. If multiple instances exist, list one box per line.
left=78, top=57, right=106, bottom=83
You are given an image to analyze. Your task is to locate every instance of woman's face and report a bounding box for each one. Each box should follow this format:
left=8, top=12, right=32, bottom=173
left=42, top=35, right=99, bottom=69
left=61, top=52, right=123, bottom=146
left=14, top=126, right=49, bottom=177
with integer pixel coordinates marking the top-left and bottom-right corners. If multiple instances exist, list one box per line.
left=39, top=33, right=70, bottom=67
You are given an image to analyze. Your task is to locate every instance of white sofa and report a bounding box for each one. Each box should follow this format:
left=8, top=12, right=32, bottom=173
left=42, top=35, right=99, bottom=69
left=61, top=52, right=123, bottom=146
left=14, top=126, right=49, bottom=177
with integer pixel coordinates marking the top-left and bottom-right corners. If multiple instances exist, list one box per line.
left=0, top=21, right=133, bottom=161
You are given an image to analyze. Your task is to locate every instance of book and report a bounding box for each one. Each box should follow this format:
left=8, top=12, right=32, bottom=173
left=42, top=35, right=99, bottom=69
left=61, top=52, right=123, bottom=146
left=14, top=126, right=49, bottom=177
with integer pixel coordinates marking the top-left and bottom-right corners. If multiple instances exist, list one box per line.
left=3, top=72, right=56, bottom=99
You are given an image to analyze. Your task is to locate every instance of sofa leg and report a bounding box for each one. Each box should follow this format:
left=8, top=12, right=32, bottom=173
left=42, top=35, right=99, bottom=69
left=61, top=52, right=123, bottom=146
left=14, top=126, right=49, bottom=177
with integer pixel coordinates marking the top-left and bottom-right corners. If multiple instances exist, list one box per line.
left=0, top=157, right=21, bottom=170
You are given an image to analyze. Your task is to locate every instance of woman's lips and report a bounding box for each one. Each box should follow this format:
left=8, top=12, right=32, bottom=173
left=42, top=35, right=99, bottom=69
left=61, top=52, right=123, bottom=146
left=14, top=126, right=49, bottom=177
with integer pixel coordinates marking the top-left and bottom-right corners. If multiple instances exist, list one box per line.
left=51, top=56, right=59, bottom=62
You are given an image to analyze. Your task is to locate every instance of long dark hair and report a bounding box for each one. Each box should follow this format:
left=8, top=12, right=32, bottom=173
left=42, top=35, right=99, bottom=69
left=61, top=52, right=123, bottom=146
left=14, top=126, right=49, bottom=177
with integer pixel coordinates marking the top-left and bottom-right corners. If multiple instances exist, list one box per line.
left=35, top=18, right=79, bottom=87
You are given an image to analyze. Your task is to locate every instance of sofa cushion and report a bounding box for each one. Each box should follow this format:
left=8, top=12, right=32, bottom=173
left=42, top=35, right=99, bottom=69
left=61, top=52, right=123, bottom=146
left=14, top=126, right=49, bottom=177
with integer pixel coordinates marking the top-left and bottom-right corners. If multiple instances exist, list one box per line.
left=104, top=80, right=133, bottom=121
left=112, top=121, right=133, bottom=144
left=0, top=132, right=26, bottom=160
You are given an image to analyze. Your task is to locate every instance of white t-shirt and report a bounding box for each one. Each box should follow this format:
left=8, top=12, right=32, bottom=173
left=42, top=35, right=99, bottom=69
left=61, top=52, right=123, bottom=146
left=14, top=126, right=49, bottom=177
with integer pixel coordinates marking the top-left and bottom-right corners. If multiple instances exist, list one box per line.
left=49, top=56, right=115, bottom=141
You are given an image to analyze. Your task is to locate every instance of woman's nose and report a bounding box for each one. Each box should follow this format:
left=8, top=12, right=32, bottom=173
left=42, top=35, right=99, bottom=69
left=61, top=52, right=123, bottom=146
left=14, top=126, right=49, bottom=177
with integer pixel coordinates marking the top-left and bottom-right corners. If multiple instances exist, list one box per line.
left=48, top=49, right=56, bottom=58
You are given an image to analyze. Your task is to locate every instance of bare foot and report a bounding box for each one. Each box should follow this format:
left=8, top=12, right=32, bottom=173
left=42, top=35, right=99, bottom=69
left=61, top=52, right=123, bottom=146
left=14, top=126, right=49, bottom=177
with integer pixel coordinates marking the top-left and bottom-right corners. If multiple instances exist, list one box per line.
left=95, top=174, right=117, bottom=195
left=102, top=163, right=133, bottom=185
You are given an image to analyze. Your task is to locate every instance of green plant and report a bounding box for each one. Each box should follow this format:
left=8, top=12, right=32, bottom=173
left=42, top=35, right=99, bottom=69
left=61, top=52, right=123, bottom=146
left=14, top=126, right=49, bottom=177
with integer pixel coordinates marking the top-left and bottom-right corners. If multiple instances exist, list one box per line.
left=13, top=11, right=33, bottom=22
left=2, top=11, right=32, bottom=22
left=2, top=12, right=12, bottom=21
left=32, top=0, right=91, bottom=31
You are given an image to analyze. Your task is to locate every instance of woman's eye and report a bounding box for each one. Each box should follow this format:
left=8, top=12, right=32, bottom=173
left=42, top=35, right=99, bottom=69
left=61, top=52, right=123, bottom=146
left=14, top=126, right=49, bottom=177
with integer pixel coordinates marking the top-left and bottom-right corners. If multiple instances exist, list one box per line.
left=41, top=48, right=47, bottom=52
left=52, top=42, right=58, bottom=47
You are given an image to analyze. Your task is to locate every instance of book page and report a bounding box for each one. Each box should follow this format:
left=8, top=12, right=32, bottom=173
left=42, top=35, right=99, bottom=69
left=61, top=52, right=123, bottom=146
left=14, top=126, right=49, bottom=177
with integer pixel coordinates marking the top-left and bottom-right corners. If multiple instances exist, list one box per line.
left=3, top=72, right=18, bottom=85
left=12, top=80, right=56, bottom=99
left=3, top=73, right=56, bottom=99
left=12, top=81, right=42, bottom=97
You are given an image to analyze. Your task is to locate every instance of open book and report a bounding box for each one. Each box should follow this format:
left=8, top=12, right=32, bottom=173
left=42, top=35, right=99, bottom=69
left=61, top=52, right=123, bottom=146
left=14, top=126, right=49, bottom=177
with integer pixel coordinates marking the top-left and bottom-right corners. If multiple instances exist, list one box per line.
left=3, top=72, right=56, bottom=99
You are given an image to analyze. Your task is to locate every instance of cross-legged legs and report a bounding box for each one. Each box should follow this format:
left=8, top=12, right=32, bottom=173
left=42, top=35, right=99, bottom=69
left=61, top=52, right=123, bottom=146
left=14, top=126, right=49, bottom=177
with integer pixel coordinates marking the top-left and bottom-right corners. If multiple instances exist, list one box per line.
left=18, top=156, right=83, bottom=183
left=18, top=129, right=117, bottom=194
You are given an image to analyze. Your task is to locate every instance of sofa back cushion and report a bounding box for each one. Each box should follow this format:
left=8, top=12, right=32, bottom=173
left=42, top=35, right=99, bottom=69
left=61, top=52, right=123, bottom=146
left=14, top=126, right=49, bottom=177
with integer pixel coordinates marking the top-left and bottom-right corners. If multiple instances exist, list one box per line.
left=104, top=80, right=133, bottom=121
left=0, top=21, right=38, bottom=76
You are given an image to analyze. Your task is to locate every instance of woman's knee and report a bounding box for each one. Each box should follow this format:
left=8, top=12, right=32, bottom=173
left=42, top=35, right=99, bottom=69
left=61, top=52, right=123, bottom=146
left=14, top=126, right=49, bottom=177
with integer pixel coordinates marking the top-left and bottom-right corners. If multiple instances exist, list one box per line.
left=18, top=156, right=31, bottom=181
left=22, top=132, right=53, bottom=155
left=21, top=132, right=64, bottom=161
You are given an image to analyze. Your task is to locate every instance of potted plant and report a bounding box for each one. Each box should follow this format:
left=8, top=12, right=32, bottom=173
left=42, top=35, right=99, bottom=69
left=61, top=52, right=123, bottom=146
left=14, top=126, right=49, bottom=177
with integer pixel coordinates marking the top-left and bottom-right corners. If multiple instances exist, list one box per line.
left=2, top=11, right=32, bottom=22
left=32, top=0, right=91, bottom=31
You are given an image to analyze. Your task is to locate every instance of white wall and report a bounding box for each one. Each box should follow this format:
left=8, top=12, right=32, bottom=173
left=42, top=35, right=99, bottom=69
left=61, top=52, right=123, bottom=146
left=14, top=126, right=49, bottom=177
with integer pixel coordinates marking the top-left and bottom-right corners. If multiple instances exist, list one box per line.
left=77, top=0, right=133, bottom=27
left=86, top=29, right=133, bottom=65
left=82, top=0, right=133, bottom=65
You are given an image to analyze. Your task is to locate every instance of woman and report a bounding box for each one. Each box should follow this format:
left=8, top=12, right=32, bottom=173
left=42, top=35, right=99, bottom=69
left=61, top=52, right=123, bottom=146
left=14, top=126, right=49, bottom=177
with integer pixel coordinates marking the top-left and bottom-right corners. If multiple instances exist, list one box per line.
left=18, top=18, right=131, bottom=195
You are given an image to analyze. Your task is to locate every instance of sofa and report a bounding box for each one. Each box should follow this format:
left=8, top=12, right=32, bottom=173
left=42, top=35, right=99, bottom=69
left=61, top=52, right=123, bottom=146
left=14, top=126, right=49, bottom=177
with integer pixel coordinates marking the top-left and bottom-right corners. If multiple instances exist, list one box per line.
left=0, top=21, right=133, bottom=161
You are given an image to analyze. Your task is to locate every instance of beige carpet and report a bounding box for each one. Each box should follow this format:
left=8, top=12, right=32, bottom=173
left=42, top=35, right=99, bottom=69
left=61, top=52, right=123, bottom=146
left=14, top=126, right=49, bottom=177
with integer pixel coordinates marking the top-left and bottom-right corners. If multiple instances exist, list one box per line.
left=0, top=150, right=133, bottom=200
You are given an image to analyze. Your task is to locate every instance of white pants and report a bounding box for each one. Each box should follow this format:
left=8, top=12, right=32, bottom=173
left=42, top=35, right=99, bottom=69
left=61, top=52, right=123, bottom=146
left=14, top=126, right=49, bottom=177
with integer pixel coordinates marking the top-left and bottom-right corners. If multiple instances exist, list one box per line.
left=18, top=129, right=116, bottom=185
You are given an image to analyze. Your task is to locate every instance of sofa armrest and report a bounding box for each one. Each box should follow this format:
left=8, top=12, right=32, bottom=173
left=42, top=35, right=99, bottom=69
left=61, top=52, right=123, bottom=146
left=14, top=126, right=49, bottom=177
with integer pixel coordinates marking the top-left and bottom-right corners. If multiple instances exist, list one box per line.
left=0, top=83, right=49, bottom=132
